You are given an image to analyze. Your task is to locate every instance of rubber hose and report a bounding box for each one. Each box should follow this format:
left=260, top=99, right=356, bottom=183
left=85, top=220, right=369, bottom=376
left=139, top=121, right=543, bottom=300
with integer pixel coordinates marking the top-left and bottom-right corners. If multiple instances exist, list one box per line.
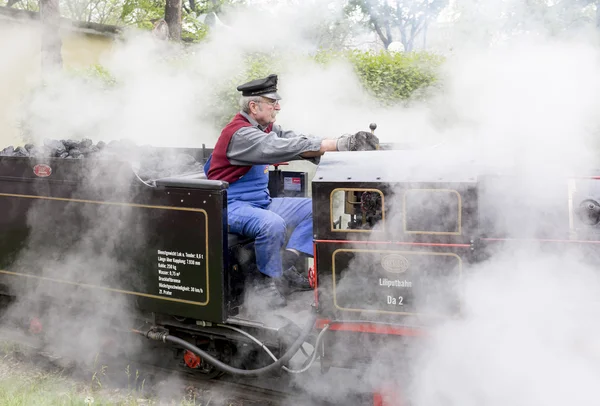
left=153, top=310, right=317, bottom=377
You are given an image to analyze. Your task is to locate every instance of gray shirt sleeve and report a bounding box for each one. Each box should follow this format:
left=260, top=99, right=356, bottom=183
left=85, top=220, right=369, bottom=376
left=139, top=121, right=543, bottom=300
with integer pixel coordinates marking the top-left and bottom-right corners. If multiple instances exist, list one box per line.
left=226, top=125, right=323, bottom=166
left=270, top=124, right=306, bottom=139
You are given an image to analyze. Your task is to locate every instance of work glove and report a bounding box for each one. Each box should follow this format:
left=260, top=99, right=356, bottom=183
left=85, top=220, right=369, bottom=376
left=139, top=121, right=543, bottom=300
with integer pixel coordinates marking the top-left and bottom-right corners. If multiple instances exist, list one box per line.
left=336, top=131, right=380, bottom=151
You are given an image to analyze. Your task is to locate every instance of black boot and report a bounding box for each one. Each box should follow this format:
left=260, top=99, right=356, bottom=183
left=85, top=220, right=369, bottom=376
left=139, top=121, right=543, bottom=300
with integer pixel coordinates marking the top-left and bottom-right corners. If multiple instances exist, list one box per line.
left=282, top=266, right=312, bottom=293
left=255, top=278, right=287, bottom=308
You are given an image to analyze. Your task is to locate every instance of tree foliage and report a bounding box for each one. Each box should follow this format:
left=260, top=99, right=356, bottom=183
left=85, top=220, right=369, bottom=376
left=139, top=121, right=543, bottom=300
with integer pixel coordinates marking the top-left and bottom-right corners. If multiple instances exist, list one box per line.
left=120, top=0, right=222, bottom=36
left=501, top=0, right=598, bottom=33
left=6, top=0, right=124, bottom=24
left=346, top=0, right=449, bottom=51
left=4, top=0, right=236, bottom=41
left=536, top=0, right=599, bottom=30
left=453, top=0, right=600, bottom=43
left=61, top=0, right=122, bottom=24
left=120, top=0, right=242, bottom=41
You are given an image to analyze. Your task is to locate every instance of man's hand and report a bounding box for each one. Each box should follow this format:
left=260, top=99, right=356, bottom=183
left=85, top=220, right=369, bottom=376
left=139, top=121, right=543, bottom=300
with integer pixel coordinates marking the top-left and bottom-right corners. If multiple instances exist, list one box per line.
left=337, top=131, right=380, bottom=151
left=300, top=132, right=379, bottom=159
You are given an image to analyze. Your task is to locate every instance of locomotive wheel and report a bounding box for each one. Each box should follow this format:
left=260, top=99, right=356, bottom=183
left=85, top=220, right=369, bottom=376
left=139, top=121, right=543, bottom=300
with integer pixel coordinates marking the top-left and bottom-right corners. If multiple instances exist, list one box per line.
left=178, top=339, right=231, bottom=380
left=185, top=359, right=223, bottom=380
left=179, top=350, right=224, bottom=380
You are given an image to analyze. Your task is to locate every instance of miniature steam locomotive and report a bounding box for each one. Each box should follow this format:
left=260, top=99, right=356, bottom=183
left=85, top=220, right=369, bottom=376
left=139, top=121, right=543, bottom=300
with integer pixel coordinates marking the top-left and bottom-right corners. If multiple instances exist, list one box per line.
left=0, top=132, right=598, bottom=404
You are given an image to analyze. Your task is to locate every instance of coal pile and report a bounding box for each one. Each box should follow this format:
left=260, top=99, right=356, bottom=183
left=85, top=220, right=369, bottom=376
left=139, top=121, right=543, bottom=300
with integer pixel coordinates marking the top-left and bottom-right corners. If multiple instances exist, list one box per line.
left=0, top=139, right=205, bottom=181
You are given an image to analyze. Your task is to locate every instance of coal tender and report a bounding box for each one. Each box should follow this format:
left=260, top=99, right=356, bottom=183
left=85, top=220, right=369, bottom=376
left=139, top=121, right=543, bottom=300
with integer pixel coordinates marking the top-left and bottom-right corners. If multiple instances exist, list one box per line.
left=0, top=137, right=322, bottom=381
left=0, top=140, right=225, bottom=320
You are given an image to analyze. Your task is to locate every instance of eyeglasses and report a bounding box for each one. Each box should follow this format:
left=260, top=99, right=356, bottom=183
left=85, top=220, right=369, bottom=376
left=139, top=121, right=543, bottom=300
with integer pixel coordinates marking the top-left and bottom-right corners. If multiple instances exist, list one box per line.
left=259, top=98, right=279, bottom=106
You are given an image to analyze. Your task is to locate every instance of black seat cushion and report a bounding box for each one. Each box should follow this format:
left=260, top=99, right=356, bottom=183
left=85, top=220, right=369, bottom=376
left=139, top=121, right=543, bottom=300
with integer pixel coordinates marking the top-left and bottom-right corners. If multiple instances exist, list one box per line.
left=227, top=233, right=254, bottom=248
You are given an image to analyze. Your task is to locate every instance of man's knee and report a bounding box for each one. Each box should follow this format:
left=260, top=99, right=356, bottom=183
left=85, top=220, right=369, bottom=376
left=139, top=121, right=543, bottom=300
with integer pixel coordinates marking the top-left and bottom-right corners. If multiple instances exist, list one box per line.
left=258, top=215, right=286, bottom=238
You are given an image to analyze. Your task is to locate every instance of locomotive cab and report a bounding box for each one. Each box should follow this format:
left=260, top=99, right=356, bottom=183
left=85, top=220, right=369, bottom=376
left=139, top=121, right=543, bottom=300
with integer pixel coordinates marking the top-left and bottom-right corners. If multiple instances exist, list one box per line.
left=311, top=148, right=600, bottom=374
left=311, top=149, right=473, bottom=369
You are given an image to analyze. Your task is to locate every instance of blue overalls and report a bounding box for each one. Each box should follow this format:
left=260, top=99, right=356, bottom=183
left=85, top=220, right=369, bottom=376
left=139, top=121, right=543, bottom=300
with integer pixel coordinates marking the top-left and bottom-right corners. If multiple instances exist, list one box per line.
left=204, top=157, right=313, bottom=278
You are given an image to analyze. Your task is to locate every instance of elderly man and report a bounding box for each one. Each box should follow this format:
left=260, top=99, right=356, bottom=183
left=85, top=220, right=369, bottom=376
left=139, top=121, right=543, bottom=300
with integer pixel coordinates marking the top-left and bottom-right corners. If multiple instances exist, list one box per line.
left=204, top=74, right=378, bottom=308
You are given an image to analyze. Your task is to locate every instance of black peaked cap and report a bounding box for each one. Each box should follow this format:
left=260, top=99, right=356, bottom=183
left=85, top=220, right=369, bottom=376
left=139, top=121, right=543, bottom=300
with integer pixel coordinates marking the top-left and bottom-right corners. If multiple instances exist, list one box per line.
left=236, top=74, right=281, bottom=100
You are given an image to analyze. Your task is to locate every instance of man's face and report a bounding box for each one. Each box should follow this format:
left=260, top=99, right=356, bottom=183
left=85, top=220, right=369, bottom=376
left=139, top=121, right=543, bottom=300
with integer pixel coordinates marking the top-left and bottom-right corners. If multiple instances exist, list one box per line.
left=249, top=96, right=281, bottom=126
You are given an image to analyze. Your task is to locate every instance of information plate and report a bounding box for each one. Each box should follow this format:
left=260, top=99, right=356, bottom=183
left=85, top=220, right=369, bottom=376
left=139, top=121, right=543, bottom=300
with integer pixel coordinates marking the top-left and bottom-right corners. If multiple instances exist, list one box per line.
left=332, top=249, right=462, bottom=317
left=155, top=248, right=207, bottom=303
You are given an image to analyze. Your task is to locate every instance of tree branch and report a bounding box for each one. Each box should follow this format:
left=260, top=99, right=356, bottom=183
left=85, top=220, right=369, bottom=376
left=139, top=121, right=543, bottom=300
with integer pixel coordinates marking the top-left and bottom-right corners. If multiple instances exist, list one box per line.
left=396, top=0, right=409, bottom=51
left=40, top=0, right=62, bottom=73
left=372, top=18, right=391, bottom=48
left=362, top=0, right=391, bottom=48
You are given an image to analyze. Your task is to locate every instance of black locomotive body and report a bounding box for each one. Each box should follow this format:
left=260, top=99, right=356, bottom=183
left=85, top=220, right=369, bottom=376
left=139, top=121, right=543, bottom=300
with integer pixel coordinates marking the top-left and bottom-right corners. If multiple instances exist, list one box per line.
left=0, top=156, right=232, bottom=321
left=311, top=150, right=477, bottom=371
left=0, top=143, right=598, bottom=403
left=0, top=147, right=323, bottom=382
left=310, top=150, right=600, bottom=371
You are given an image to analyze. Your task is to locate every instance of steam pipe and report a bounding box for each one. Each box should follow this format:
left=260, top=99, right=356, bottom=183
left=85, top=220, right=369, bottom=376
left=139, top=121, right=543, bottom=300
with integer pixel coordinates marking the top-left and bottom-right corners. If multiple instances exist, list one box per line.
left=218, top=322, right=331, bottom=374
left=135, top=309, right=318, bottom=377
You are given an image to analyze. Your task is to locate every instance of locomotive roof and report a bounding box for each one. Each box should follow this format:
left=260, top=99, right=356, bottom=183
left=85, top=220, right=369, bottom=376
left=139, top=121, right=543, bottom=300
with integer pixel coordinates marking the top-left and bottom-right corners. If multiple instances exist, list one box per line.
left=312, top=149, right=480, bottom=183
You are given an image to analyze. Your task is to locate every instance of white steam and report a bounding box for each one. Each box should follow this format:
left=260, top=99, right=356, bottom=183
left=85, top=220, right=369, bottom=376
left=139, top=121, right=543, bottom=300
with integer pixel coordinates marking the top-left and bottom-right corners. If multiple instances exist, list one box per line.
left=435, top=38, right=600, bottom=174
left=408, top=250, right=600, bottom=406
left=5, top=0, right=379, bottom=149
left=4, top=0, right=600, bottom=404
left=383, top=2, right=600, bottom=406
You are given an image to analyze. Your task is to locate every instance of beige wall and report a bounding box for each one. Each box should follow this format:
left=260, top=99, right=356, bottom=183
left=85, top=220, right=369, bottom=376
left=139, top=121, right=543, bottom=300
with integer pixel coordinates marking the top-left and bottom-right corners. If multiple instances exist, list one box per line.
left=62, top=32, right=114, bottom=68
left=0, top=20, right=115, bottom=148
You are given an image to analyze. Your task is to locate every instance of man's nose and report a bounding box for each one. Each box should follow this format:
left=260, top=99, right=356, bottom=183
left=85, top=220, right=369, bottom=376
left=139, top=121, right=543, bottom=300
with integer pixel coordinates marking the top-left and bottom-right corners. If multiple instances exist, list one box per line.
left=274, top=103, right=281, bottom=111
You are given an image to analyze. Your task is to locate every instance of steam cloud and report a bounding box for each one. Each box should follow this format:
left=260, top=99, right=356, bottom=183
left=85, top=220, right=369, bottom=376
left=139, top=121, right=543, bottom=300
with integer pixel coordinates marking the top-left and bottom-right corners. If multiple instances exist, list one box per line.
left=368, top=2, right=600, bottom=406
left=2, top=0, right=600, bottom=404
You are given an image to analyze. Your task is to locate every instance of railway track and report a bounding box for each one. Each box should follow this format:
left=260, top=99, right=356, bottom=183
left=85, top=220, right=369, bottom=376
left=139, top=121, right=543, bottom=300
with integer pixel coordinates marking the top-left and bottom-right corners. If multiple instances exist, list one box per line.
left=119, top=359, right=296, bottom=405
left=0, top=326, right=325, bottom=405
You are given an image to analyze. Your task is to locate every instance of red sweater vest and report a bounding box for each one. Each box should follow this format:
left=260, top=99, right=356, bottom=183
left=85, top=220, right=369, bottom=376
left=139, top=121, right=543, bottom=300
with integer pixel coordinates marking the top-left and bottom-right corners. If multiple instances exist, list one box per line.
left=207, top=113, right=273, bottom=183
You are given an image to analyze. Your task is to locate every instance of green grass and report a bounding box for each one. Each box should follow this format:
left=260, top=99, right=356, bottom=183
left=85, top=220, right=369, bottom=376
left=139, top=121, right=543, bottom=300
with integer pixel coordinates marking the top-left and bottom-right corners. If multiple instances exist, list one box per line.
left=0, top=339, right=257, bottom=406
left=0, top=370, right=96, bottom=406
left=0, top=354, right=206, bottom=406
left=0, top=372, right=207, bottom=405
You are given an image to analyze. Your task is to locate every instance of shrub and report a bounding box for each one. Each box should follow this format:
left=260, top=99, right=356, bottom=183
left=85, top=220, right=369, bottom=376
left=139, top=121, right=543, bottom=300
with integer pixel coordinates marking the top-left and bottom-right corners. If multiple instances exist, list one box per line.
left=316, top=49, right=444, bottom=105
